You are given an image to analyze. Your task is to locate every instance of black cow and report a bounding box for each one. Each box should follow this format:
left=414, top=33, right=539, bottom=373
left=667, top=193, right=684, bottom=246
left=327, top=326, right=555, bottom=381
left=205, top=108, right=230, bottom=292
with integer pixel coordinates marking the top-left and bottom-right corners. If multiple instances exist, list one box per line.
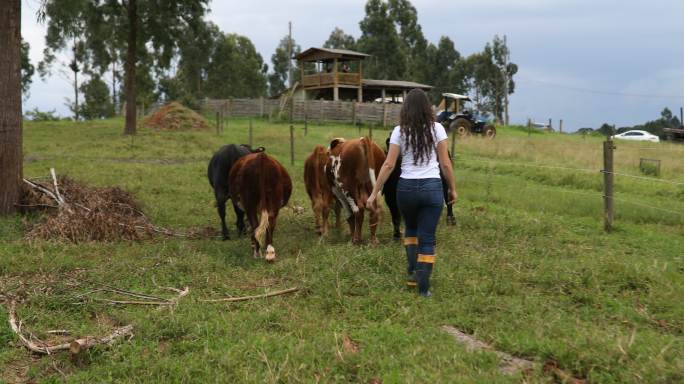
left=382, top=137, right=455, bottom=239
left=207, top=144, right=264, bottom=240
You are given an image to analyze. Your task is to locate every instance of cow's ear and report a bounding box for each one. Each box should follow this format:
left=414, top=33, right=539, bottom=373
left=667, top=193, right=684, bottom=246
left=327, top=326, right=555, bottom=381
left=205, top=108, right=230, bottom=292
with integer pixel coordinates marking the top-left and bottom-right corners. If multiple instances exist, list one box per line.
left=255, top=146, right=266, bottom=153
left=329, top=138, right=344, bottom=150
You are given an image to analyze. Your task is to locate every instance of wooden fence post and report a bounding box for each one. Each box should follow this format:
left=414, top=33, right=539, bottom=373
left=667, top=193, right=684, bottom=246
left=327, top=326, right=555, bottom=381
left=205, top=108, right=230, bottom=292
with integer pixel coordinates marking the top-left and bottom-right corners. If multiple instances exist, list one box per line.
left=290, top=97, right=295, bottom=166
left=290, top=124, right=295, bottom=166
left=225, top=100, right=231, bottom=133
left=603, top=138, right=615, bottom=232
left=320, top=100, right=324, bottom=125
left=382, top=103, right=388, bottom=129
left=304, top=100, right=308, bottom=136
left=559, top=119, right=563, bottom=133
left=260, top=97, right=265, bottom=118
left=352, top=102, right=357, bottom=126
left=216, top=111, right=220, bottom=136
left=249, top=118, right=253, bottom=147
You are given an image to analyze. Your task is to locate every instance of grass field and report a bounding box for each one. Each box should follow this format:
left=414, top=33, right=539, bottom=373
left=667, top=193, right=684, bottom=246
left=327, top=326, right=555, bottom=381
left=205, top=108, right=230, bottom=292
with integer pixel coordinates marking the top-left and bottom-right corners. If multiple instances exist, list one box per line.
left=1, top=117, right=682, bottom=383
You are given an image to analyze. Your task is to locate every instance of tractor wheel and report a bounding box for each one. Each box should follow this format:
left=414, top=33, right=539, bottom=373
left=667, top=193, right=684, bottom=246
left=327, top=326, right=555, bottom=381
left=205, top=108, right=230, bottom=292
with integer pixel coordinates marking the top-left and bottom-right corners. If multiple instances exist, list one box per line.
left=483, top=125, right=496, bottom=139
left=450, top=118, right=471, bottom=137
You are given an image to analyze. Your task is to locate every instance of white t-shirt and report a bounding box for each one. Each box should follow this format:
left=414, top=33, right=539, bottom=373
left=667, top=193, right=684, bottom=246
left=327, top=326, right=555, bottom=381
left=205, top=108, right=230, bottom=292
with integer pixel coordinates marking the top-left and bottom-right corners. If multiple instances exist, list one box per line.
left=389, top=122, right=448, bottom=179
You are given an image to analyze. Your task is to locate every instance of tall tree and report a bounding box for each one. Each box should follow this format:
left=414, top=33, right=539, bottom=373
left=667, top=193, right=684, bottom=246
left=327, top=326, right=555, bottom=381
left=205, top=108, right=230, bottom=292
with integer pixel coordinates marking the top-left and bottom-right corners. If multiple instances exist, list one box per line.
left=357, top=0, right=406, bottom=80
left=40, top=0, right=209, bottom=134
left=423, top=36, right=467, bottom=102
left=323, top=27, right=356, bottom=50
left=205, top=33, right=268, bottom=99
left=21, top=38, right=35, bottom=97
left=158, top=20, right=221, bottom=107
left=79, top=75, right=114, bottom=119
left=388, top=0, right=428, bottom=81
left=0, top=0, right=22, bottom=215
left=462, top=36, right=517, bottom=122
left=268, top=36, right=300, bottom=96
left=489, top=35, right=517, bottom=124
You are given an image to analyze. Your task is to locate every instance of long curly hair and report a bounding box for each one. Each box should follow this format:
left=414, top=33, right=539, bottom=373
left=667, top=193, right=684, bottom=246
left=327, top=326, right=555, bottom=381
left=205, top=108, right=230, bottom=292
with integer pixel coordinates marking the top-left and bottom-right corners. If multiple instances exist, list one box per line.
left=399, top=88, right=436, bottom=165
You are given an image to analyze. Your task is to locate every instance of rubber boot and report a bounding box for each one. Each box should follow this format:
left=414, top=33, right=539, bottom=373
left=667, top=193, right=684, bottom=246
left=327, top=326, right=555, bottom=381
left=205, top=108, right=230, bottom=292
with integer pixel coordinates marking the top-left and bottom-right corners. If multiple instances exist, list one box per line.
left=404, top=237, right=418, bottom=287
left=416, top=254, right=435, bottom=297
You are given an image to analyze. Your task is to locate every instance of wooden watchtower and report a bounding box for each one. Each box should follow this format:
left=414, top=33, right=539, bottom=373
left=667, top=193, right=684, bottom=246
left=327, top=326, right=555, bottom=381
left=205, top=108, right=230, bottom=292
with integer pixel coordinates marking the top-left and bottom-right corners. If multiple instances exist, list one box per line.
left=295, top=47, right=369, bottom=102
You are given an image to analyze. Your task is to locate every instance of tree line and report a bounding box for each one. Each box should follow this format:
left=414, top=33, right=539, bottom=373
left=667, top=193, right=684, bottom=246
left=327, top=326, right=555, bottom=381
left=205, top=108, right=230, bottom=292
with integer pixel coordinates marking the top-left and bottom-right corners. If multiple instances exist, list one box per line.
left=578, top=107, right=683, bottom=138
left=21, top=0, right=516, bottom=130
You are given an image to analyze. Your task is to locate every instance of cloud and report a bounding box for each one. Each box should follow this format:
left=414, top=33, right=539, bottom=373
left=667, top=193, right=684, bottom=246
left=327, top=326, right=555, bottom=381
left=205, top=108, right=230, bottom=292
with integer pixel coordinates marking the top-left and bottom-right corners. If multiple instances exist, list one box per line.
left=19, top=0, right=684, bottom=127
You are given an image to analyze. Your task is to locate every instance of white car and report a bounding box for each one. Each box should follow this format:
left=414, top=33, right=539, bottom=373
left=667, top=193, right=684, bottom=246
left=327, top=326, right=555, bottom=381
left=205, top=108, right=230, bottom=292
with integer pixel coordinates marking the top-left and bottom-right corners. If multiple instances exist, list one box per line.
left=613, top=130, right=660, bottom=143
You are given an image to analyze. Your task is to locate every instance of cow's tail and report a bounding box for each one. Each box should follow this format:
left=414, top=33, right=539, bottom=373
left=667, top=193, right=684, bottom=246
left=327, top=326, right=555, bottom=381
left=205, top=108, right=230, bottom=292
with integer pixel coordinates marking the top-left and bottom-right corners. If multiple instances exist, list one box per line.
left=255, top=208, right=269, bottom=249
left=253, top=153, right=270, bottom=249
left=362, top=137, right=377, bottom=188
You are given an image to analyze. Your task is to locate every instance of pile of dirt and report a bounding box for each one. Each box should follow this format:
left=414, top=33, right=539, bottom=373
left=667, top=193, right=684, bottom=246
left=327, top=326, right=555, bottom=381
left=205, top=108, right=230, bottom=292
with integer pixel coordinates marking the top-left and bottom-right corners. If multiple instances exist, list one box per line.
left=143, top=102, right=210, bottom=131
left=21, top=176, right=155, bottom=242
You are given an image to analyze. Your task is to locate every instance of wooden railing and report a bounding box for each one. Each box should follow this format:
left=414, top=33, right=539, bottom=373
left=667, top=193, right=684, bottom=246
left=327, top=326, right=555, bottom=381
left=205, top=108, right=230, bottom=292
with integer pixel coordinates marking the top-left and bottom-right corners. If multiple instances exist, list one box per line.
left=204, top=98, right=403, bottom=127
left=301, top=72, right=360, bottom=88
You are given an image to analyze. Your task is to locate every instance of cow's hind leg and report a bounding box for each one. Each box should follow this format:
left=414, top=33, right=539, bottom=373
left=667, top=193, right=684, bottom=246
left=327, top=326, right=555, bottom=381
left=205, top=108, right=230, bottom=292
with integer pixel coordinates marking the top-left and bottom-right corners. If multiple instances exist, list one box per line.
left=347, top=214, right=356, bottom=243
left=216, top=193, right=229, bottom=240
left=445, top=203, right=456, bottom=226
left=333, top=201, right=343, bottom=231
left=368, top=203, right=380, bottom=245
left=312, top=198, right=324, bottom=235
left=232, top=200, right=247, bottom=235
left=442, top=179, right=456, bottom=226
left=385, top=193, right=401, bottom=240
left=352, top=210, right=364, bottom=245
left=246, top=210, right=260, bottom=258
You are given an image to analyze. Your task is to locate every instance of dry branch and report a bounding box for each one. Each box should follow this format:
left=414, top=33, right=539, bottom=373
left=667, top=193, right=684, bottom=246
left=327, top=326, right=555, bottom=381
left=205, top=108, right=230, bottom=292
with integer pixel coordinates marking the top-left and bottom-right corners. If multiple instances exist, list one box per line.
left=442, top=326, right=534, bottom=375
left=441, top=326, right=585, bottom=382
left=7, top=301, right=133, bottom=355
left=79, top=282, right=189, bottom=306
left=200, top=287, right=299, bottom=303
left=50, top=168, right=65, bottom=205
left=22, top=178, right=59, bottom=203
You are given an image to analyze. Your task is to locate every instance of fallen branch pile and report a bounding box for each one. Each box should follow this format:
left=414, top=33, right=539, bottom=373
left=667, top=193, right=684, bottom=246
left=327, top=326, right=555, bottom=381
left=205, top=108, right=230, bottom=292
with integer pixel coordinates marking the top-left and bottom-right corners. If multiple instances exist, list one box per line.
left=20, top=169, right=185, bottom=242
left=7, top=301, right=133, bottom=355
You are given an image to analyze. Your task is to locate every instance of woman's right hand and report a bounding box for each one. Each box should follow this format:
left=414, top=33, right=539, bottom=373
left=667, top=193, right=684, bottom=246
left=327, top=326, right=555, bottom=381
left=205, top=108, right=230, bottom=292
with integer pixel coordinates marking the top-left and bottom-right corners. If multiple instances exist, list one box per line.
left=448, top=189, right=458, bottom=204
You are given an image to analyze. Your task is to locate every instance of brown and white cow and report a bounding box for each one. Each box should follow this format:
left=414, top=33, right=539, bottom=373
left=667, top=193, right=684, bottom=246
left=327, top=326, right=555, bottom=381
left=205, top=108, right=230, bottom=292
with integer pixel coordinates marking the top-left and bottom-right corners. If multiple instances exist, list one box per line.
left=326, top=137, right=386, bottom=244
left=229, top=152, right=292, bottom=261
left=304, top=144, right=343, bottom=236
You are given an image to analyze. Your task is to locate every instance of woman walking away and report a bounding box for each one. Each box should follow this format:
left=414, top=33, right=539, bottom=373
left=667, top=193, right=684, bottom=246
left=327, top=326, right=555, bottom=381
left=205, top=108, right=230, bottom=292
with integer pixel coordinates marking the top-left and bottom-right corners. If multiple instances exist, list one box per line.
left=367, top=88, right=457, bottom=297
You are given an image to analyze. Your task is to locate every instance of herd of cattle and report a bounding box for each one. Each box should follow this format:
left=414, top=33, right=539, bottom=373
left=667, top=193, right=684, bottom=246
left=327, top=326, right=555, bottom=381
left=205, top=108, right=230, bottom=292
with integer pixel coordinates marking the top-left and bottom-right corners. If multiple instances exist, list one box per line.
left=208, top=136, right=455, bottom=262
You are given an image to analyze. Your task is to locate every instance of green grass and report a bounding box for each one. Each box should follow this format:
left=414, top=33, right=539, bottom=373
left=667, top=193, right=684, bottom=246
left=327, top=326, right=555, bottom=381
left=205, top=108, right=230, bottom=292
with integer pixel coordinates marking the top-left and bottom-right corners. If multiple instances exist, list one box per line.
left=1, top=118, right=682, bottom=383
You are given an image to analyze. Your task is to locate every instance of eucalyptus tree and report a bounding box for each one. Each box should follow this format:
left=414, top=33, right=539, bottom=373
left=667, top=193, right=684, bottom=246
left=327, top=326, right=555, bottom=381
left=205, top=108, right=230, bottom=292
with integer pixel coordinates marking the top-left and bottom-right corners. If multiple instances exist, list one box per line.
left=0, top=0, right=22, bottom=215
left=323, top=28, right=356, bottom=50
left=268, top=36, right=300, bottom=97
left=39, top=0, right=209, bottom=134
left=21, top=39, right=35, bottom=97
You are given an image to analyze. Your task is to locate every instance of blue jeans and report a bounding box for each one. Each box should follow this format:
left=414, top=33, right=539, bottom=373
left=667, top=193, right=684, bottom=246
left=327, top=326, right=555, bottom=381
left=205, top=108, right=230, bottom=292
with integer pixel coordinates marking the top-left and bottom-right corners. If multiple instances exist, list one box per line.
left=396, top=178, right=443, bottom=255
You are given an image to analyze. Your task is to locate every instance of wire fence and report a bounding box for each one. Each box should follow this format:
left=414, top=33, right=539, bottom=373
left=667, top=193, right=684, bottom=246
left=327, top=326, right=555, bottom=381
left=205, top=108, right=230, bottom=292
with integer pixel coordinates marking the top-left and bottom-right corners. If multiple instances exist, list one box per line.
left=456, top=154, right=684, bottom=219
left=463, top=174, right=683, bottom=218
left=456, top=153, right=684, bottom=186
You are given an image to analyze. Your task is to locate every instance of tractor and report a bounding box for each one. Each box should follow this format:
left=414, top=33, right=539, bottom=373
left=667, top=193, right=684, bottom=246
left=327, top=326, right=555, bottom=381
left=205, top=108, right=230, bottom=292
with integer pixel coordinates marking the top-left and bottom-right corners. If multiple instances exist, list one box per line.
left=436, top=93, right=496, bottom=138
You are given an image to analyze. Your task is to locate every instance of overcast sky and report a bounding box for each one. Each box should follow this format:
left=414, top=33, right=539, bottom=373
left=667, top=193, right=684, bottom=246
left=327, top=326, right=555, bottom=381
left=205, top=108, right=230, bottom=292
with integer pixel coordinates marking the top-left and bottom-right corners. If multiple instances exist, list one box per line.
left=21, top=0, right=684, bottom=131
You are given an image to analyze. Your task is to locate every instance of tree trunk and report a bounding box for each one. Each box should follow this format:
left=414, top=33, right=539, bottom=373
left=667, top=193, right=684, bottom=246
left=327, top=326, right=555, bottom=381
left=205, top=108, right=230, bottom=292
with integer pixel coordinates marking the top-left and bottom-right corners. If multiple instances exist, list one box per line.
left=124, top=0, right=137, bottom=135
left=112, top=60, right=117, bottom=115
left=73, top=64, right=79, bottom=121
left=0, top=0, right=22, bottom=215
